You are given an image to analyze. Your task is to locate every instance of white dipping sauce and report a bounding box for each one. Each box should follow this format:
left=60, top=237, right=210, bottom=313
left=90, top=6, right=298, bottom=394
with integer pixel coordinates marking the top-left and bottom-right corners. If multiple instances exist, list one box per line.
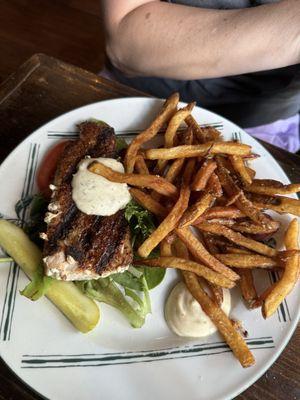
left=165, top=282, right=231, bottom=338
left=71, top=157, right=131, bottom=216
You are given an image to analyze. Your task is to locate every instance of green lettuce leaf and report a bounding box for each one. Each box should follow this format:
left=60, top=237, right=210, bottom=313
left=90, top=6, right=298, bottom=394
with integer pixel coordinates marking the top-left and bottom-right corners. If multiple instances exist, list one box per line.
left=77, top=276, right=150, bottom=328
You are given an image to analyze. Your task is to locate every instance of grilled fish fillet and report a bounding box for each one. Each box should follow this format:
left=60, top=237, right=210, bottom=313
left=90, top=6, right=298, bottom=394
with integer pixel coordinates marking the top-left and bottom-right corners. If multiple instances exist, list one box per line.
left=42, top=121, right=132, bottom=281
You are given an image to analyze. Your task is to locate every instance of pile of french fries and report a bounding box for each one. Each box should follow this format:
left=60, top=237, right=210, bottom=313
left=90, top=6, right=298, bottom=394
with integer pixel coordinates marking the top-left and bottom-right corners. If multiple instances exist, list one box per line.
left=89, top=93, right=300, bottom=367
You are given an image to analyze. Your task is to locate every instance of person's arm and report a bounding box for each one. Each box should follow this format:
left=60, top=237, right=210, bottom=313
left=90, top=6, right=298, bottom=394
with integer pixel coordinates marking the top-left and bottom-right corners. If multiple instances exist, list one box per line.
left=101, top=0, right=300, bottom=80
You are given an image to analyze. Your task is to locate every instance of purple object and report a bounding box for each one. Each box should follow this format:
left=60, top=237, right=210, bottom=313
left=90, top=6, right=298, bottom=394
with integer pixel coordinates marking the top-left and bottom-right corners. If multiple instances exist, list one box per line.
left=246, top=114, right=300, bottom=153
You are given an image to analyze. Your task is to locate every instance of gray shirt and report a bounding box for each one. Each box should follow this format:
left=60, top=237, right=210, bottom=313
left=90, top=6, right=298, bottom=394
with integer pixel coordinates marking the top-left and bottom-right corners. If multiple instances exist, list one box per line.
left=110, top=0, right=300, bottom=127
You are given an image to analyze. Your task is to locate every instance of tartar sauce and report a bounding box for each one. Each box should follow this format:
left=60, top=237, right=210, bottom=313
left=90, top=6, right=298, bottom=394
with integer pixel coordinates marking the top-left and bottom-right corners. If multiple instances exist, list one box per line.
left=165, top=282, right=231, bottom=338
left=71, top=157, right=131, bottom=216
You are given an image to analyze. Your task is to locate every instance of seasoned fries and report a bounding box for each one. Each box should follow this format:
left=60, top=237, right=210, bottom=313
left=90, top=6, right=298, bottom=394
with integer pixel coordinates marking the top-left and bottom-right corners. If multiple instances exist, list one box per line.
left=263, top=219, right=300, bottom=318
left=135, top=257, right=234, bottom=288
left=214, top=254, right=277, bottom=268
left=182, top=271, right=255, bottom=368
left=176, top=227, right=240, bottom=281
left=145, top=142, right=251, bottom=160
left=125, top=92, right=179, bottom=172
left=246, top=179, right=300, bottom=195
left=246, top=193, right=300, bottom=217
left=89, top=161, right=178, bottom=197
left=179, top=193, right=215, bottom=228
left=134, top=154, right=149, bottom=175
left=196, top=222, right=277, bottom=257
left=129, top=188, right=167, bottom=218
left=229, top=155, right=253, bottom=186
left=89, top=92, right=300, bottom=368
left=191, top=159, right=217, bottom=191
left=238, top=269, right=258, bottom=309
left=137, top=160, right=194, bottom=258
left=156, top=103, right=195, bottom=173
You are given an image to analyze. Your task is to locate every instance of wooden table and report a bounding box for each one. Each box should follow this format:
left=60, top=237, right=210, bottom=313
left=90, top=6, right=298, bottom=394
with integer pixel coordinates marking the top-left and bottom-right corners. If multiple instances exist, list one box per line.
left=0, top=54, right=299, bottom=400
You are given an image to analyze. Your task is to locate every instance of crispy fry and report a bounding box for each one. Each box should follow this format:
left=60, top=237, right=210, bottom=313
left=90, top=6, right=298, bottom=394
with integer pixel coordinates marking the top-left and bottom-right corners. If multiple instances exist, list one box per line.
left=174, top=238, right=224, bottom=306
left=145, top=142, right=251, bottom=160
left=216, top=157, right=272, bottom=227
left=231, top=219, right=280, bottom=236
left=163, top=126, right=194, bottom=183
left=135, top=257, right=234, bottom=288
left=246, top=167, right=256, bottom=180
left=137, top=160, right=194, bottom=258
left=182, top=271, right=255, bottom=367
left=165, top=158, right=185, bottom=182
left=185, top=115, right=206, bottom=143
left=246, top=193, right=300, bottom=217
left=207, top=173, right=223, bottom=197
left=191, top=159, right=217, bottom=191
left=179, top=193, right=215, bottom=228
left=214, top=254, right=277, bottom=268
left=196, top=222, right=277, bottom=257
left=129, top=188, right=167, bottom=218
left=238, top=269, right=258, bottom=309
left=225, top=247, right=255, bottom=255
left=201, top=206, right=244, bottom=221
left=124, top=93, right=179, bottom=172
left=134, top=154, right=149, bottom=175
left=263, top=218, right=300, bottom=318
left=160, top=238, right=173, bottom=257
left=176, top=227, right=239, bottom=281
left=202, top=126, right=222, bottom=142
left=156, top=103, right=195, bottom=173
left=229, top=155, right=253, bottom=186
left=246, top=179, right=300, bottom=195
left=89, top=162, right=178, bottom=197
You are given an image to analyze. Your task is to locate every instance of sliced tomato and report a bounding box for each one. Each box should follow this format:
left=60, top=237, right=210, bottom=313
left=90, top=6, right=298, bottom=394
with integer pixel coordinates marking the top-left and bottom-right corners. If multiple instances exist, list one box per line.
left=36, top=140, right=72, bottom=198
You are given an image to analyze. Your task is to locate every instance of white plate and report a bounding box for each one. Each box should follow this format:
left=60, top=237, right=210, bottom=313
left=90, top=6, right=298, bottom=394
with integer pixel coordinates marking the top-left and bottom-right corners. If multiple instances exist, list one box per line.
left=0, top=98, right=299, bottom=400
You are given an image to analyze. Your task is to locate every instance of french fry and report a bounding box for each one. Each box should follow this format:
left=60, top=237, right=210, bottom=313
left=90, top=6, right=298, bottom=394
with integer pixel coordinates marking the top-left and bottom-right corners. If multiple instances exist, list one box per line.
left=176, top=227, right=239, bottom=281
left=137, top=160, right=195, bottom=258
left=145, top=142, right=251, bottom=160
left=191, top=159, right=217, bottom=191
left=124, top=92, right=179, bottom=172
left=165, top=158, right=185, bottom=182
left=163, top=126, right=194, bottom=183
left=231, top=219, right=280, bottom=239
left=156, top=103, right=195, bottom=173
left=246, top=193, right=300, bottom=217
left=237, top=269, right=258, bottom=309
left=160, top=238, right=173, bottom=257
left=216, top=158, right=274, bottom=227
left=174, top=238, right=223, bottom=306
left=214, top=254, right=278, bottom=268
left=89, top=162, right=178, bottom=197
left=179, top=192, right=215, bottom=228
left=207, top=173, right=223, bottom=197
left=135, top=257, right=235, bottom=288
left=200, top=206, right=244, bottom=221
left=196, top=222, right=277, bottom=257
left=182, top=271, right=255, bottom=367
left=185, top=115, right=206, bottom=143
left=263, top=218, right=300, bottom=318
left=201, top=126, right=222, bottom=142
left=129, top=188, right=167, bottom=218
left=246, top=179, right=300, bottom=195
left=134, top=154, right=149, bottom=175
left=229, top=155, right=253, bottom=186
left=225, top=247, right=255, bottom=255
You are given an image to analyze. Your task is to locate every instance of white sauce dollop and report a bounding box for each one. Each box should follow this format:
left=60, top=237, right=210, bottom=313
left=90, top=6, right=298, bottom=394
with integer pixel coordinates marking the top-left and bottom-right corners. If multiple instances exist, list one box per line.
left=165, top=282, right=231, bottom=338
left=71, top=157, right=131, bottom=216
